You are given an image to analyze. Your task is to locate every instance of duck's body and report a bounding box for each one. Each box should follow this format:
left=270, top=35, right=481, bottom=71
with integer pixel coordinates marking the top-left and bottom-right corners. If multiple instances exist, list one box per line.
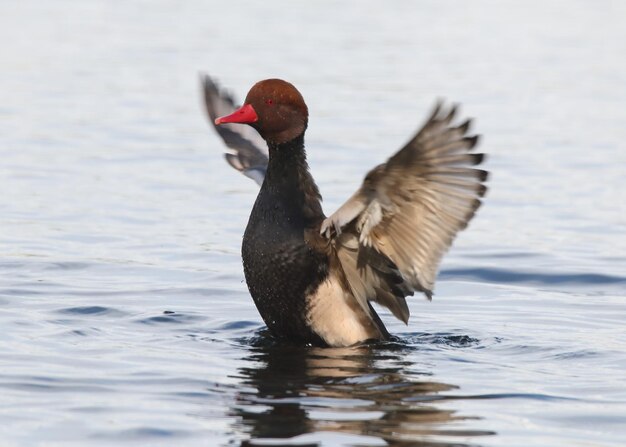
left=205, top=77, right=488, bottom=347
left=243, top=134, right=388, bottom=346
left=241, top=135, right=328, bottom=344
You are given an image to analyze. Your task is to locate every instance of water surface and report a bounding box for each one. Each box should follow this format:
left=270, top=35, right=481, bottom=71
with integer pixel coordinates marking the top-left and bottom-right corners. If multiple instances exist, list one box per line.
left=1, top=1, right=625, bottom=446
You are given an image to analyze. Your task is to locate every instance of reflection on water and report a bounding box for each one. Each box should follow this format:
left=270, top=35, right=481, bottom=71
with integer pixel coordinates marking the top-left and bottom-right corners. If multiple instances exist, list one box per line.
left=232, top=334, right=494, bottom=446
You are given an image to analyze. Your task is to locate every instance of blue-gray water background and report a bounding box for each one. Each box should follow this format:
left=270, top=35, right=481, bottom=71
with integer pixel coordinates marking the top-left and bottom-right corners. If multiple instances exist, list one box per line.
left=1, top=1, right=625, bottom=446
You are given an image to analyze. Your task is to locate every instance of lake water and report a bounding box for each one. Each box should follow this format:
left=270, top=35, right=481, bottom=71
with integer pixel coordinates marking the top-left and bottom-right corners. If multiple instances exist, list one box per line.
left=1, top=1, right=625, bottom=446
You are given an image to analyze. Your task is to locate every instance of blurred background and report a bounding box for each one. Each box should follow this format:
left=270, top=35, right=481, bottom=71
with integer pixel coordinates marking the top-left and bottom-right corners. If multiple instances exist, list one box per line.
left=1, top=1, right=625, bottom=446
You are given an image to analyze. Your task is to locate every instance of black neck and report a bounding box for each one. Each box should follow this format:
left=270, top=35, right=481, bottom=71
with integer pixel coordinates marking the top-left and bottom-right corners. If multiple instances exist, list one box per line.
left=264, top=134, right=323, bottom=222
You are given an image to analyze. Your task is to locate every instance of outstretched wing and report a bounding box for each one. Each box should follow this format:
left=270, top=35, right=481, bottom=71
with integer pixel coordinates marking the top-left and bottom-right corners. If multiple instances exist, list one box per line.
left=322, top=101, right=488, bottom=323
left=201, top=74, right=268, bottom=185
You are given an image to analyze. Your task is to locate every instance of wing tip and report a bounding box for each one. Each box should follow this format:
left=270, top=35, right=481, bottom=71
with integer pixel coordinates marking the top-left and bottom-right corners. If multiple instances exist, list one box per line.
left=224, top=152, right=245, bottom=172
left=401, top=313, right=410, bottom=325
left=201, top=73, right=240, bottom=125
left=477, top=183, right=488, bottom=198
left=466, top=134, right=481, bottom=150
left=200, top=73, right=221, bottom=100
left=471, top=198, right=483, bottom=212
left=201, top=73, right=219, bottom=122
left=476, top=168, right=489, bottom=182
left=200, top=72, right=214, bottom=88
left=470, top=153, right=485, bottom=166
left=432, top=99, right=444, bottom=118
left=458, top=118, right=472, bottom=135
left=430, top=100, right=459, bottom=123
left=444, top=104, right=459, bottom=123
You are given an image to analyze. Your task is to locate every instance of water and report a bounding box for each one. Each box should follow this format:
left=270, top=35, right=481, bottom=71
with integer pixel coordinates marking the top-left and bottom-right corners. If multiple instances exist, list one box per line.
left=1, top=1, right=625, bottom=446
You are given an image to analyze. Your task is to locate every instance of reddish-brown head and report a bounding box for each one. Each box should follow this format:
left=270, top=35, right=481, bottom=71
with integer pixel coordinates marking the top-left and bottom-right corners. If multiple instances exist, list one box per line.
left=215, top=79, right=308, bottom=144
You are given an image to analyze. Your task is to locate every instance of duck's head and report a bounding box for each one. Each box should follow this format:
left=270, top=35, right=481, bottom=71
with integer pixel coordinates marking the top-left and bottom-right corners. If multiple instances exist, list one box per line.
left=215, top=79, right=308, bottom=145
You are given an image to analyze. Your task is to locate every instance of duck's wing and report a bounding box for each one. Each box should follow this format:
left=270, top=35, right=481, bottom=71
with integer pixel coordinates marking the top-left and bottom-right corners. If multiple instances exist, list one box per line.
left=322, top=101, right=488, bottom=323
left=201, top=74, right=268, bottom=185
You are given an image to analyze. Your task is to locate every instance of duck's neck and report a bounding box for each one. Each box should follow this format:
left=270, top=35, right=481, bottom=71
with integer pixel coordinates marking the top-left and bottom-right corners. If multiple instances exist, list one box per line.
left=264, top=134, right=323, bottom=222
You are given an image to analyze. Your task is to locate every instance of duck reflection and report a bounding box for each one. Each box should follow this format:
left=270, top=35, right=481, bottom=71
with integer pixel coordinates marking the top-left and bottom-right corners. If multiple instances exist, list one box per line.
left=231, top=338, right=493, bottom=446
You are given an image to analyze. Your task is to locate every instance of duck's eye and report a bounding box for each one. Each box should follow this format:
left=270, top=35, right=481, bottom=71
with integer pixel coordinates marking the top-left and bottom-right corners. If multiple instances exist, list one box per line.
left=265, top=99, right=273, bottom=106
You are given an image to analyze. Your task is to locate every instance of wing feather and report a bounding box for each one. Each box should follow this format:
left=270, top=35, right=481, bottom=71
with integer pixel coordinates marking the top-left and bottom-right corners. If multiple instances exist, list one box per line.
left=201, top=74, right=268, bottom=185
left=323, top=101, right=488, bottom=322
left=336, top=232, right=412, bottom=323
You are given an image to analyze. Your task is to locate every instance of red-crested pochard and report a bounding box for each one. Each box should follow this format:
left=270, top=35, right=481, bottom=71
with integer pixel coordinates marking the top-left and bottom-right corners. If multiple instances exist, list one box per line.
left=203, top=76, right=488, bottom=347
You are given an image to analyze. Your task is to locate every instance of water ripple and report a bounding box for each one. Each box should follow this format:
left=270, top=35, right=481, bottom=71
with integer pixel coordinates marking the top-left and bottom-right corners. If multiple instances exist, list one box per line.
left=136, top=311, right=205, bottom=325
left=440, top=267, right=626, bottom=286
left=92, top=428, right=191, bottom=440
left=56, top=306, right=127, bottom=317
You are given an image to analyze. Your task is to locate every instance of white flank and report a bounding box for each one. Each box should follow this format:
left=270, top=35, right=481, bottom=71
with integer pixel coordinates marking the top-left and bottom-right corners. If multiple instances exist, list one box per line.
left=306, top=275, right=373, bottom=347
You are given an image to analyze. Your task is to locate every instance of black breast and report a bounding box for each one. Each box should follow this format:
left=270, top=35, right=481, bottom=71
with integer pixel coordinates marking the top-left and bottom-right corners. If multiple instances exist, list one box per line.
left=242, top=190, right=327, bottom=345
left=241, top=138, right=328, bottom=345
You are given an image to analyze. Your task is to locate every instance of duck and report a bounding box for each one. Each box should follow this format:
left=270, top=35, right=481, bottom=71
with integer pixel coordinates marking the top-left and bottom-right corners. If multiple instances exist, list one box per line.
left=202, top=76, right=488, bottom=347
